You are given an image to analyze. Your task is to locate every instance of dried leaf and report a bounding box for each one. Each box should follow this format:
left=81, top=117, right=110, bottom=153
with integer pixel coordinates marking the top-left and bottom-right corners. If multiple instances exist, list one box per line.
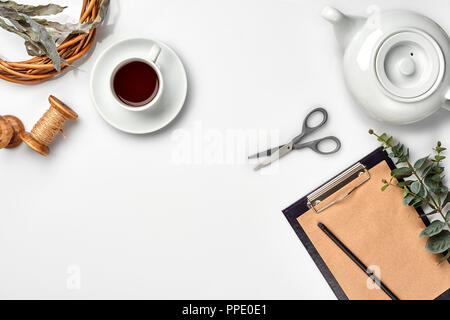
left=24, top=40, right=44, bottom=56
left=23, top=14, right=65, bottom=71
left=36, top=0, right=110, bottom=45
left=0, top=7, right=64, bottom=71
left=0, top=16, right=44, bottom=55
left=0, top=1, right=66, bottom=16
left=0, top=0, right=110, bottom=72
left=0, top=15, right=23, bottom=35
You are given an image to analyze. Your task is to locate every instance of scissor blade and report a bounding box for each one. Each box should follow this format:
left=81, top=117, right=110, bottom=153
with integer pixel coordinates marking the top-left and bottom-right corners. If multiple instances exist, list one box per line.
left=248, top=145, right=285, bottom=159
left=254, top=142, right=294, bottom=171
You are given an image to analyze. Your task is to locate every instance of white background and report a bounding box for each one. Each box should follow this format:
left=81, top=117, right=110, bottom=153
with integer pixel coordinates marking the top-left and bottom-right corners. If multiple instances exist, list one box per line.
left=0, top=0, right=449, bottom=299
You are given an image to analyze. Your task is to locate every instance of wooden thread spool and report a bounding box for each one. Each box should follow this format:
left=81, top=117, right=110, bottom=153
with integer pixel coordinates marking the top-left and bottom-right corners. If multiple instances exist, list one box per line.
left=0, top=115, right=25, bottom=149
left=21, top=96, right=78, bottom=156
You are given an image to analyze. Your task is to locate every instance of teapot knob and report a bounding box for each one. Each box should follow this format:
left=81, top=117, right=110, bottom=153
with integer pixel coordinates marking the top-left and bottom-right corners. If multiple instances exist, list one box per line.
left=398, top=57, right=416, bottom=76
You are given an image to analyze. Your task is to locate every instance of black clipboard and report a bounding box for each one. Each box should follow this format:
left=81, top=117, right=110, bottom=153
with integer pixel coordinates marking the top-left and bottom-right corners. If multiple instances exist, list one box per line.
left=282, top=147, right=450, bottom=300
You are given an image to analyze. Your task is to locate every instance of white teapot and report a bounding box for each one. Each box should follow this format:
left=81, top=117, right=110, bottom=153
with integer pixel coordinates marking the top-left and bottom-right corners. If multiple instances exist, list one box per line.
left=322, top=6, right=450, bottom=124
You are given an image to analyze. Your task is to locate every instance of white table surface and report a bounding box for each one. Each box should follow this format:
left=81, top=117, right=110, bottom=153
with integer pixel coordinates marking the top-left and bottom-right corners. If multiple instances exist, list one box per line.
left=0, top=0, right=449, bottom=299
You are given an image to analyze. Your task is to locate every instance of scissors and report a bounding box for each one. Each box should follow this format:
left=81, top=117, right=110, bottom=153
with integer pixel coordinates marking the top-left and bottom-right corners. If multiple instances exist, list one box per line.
left=249, top=107, right=342, bottom=171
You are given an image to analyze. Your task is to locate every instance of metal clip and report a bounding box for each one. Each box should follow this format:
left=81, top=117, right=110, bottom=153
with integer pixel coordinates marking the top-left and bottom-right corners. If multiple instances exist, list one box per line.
left=307, top=163, right=371, bottom=214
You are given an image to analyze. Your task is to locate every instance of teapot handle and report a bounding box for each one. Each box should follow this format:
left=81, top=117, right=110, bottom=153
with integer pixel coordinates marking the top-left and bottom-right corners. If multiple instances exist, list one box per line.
left=444, top=89, right=450, bottom=111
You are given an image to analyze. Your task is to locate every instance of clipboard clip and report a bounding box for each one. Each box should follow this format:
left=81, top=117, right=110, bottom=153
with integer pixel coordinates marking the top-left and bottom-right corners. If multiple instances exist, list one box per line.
left=307, top=163, right=371, bottom=214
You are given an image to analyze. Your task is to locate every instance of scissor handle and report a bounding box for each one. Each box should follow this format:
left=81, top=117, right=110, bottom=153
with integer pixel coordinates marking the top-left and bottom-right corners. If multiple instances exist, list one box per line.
left=302, top=107, right=328, bottom=133
left=296, top=136, right=342, bottom=155
left=292, top=107, right=329, bottom=145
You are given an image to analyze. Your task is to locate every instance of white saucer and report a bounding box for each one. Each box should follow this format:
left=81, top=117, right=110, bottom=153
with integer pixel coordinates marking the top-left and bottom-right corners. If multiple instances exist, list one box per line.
left=90, top=38, right=188, bottom=134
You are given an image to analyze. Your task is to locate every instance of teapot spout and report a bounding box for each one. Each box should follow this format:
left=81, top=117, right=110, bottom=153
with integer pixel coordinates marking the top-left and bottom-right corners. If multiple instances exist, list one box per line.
left=322, top=6, right=365, bottom=51
left=321, top=6, right=347, bottom=24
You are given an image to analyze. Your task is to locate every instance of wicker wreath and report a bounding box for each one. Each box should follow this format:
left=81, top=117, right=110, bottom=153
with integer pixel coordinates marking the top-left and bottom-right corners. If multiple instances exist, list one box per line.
left=0, top=0, right=102, bottom=84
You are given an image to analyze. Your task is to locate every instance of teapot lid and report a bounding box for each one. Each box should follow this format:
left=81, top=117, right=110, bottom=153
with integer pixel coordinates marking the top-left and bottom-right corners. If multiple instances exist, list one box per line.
left=375, top=29, right=444, bottom=101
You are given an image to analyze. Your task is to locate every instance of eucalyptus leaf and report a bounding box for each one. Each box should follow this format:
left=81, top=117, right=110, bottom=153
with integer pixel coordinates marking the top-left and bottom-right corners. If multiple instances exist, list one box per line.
left=402, top=188, right=408, bottom=198
left=411, top=198, right=423, bottom=208
left=431, top=166, right=444, bottom=174
left=395, top=146, right=409, bottom=163
left=403, top=194, right=415, bottom=206
left=410, top=181, right=421, bottom=194
left=378, top=133, right=388, bottom=143
left=420, top=210, right=438, bottom=218
left=443, top=192, right=450, bottom=207
left=420, top=220, right=446, bottom=238
left=439, top=250, right=450, bottom=264
left=392, top=143, right=400, bottom=154
left=391, top=167, right=414, bottom=179
left=426, top=231, right=450, bottom=254
left=397, top=180, right=413, bottom=188
left=386, top=137, right=393, bottom=146
left=431, top=174, right=442, bottom=183
left=425, top=175, right=440, bottom=194
left=422, top=165, right=433, bottom=177
left=397, top=156, right=409, bottom=164
left=414, top=156, right=429, bottom=170
left=0, top=1, right=66, bottom=16
left=419, top=184, right=429, bottom=199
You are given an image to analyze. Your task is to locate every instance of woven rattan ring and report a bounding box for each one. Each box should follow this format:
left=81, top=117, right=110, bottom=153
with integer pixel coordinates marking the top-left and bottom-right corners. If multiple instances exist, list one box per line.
left=0, top=0, right=103, bottom=84
left=21, top=96, right=78, bottom=156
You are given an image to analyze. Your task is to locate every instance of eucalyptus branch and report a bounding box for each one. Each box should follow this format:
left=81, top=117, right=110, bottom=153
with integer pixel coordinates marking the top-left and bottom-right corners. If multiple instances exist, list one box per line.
left=369, top=130, right=450, bottom=261
left=390, top=183, right=435, bottom=208
left=370, top=131, right=448, bottom=222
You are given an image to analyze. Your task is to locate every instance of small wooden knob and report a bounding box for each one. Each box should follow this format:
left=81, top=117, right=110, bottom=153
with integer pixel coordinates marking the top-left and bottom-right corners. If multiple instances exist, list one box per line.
left=0, top=116, right=13, bottom=149
left=0, top=115, right=24, bottom=149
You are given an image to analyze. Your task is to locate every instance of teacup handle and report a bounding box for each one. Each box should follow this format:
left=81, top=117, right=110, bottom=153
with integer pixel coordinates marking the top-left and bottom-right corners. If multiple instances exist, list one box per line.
left=149, top=44, right=162, bottom=63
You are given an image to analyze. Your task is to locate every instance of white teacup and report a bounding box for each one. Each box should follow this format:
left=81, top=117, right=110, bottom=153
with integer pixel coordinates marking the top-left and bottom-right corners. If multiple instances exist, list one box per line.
left=110, top=44, right=163, bottom=112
